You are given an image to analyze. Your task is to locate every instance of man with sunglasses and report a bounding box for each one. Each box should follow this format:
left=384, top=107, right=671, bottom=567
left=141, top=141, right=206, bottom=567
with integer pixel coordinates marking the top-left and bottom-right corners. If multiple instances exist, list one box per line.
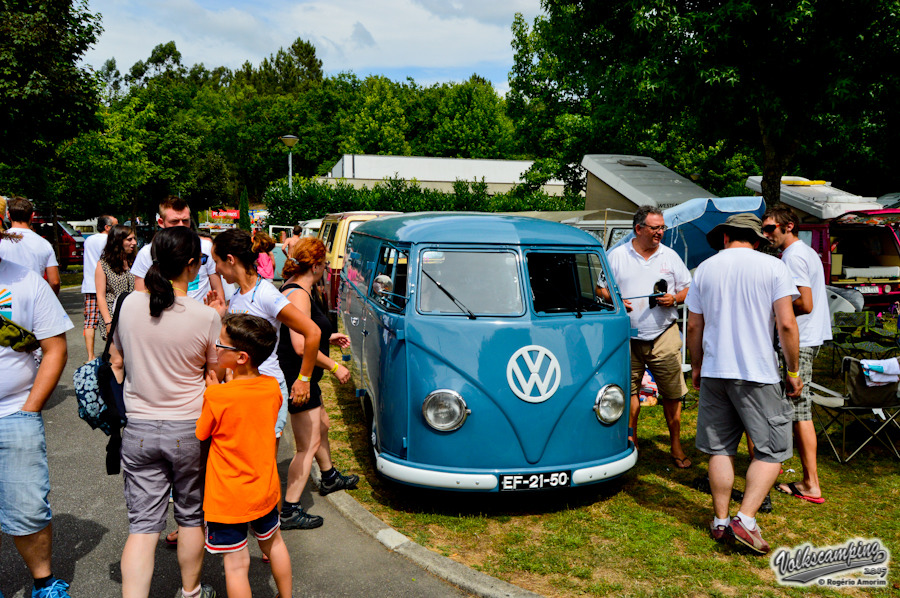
left=605, top=205, right=693, bottom=468
left=762, top=204, right=829, bottom=505
left=132, top=196, right=224, bottom=303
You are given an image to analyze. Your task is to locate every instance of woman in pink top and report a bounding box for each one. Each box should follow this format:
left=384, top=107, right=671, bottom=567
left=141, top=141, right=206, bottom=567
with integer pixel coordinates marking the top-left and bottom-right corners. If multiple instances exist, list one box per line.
left=253, top=231, right=276, bottom=282
left=112, top=227, right=221, bottom=598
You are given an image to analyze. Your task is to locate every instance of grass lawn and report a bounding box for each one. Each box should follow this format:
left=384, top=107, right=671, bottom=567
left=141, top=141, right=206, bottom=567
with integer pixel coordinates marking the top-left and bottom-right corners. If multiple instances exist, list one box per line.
left=318, top=344, right=900, bottom=597
left=60, top=265, right=84, bottom=289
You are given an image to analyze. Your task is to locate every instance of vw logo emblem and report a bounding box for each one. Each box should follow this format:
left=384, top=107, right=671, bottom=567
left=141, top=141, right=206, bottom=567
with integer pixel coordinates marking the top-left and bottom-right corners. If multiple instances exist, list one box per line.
left=506, top=345, right=561, bottom=403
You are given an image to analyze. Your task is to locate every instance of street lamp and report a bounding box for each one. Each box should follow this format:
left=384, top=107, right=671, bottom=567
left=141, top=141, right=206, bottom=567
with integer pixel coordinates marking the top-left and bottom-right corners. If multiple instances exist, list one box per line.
left=279, top=135, right=299, bottom=192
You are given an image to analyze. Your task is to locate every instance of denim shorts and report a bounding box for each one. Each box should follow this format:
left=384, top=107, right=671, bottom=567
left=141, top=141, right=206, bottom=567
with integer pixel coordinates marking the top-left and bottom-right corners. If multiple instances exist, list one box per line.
left=275, top=380, right=288, bottom=438
left=121, top=419, right=206, bottom=534
left=0, top=411, right=52, bottom=536
left=205, top=507, right=280, bottom=554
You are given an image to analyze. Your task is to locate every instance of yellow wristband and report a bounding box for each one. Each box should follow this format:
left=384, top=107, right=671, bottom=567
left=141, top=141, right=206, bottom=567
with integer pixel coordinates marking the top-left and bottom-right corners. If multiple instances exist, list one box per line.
left=330, top=362, right=340, bottom=374
left=787, top=370, right=800, bottom=378
left=298, top=375, right=310, bottom=382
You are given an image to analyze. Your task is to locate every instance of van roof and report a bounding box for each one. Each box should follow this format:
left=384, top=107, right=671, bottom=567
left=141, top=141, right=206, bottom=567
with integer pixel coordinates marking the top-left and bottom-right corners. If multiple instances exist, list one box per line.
left=322, top=210, right=400, bottom=220
left=354, top=212, right=603, bottom=246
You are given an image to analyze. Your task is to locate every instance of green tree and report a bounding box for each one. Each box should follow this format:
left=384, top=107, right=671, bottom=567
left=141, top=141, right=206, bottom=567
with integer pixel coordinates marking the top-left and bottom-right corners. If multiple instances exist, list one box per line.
left=511, top=1, right=900, bottom=202
left=238, top=187, right=251, bottom=231
left=340, top=76, right=412, bottom=155
left=427, top=75, right=514, bottom=159
left=0, top=0, right=102, bottom=195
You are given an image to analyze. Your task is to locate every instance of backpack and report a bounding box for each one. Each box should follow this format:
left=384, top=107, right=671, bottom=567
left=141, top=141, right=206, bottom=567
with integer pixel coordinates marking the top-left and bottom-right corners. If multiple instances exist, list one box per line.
left=73, top=293, right=129, bottom=474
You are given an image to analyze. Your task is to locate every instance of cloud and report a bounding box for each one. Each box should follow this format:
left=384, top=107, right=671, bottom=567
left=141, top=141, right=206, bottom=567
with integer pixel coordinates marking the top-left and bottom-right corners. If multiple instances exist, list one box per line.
left=83, top=0, right=543, bottom=89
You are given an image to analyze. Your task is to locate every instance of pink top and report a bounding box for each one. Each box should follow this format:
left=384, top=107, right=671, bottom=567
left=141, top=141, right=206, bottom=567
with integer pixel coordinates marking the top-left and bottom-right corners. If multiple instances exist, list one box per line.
left=257, top=253, right=274, bottom=279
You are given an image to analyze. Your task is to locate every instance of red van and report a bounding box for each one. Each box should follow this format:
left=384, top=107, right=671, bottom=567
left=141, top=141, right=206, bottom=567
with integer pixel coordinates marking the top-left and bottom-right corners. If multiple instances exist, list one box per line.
left=31, top=214, right=84, bottom=270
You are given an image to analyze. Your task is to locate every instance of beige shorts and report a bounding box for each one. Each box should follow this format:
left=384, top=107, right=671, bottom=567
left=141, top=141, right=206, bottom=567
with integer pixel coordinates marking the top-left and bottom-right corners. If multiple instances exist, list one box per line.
left=630, top=324, right=689, bottom=400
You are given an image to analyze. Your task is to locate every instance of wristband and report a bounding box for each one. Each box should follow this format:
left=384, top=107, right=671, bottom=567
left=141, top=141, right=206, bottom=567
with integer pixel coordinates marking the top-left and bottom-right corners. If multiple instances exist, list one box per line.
left=330, top=362, right=340, bottom=374
left=298, top=375, right=310, bottom=382
left=787, top=370, right=800, bottom=378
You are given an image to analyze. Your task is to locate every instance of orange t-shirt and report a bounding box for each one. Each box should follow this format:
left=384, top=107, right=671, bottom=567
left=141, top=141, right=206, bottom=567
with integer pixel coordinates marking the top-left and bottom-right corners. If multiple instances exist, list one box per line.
left=196, top=375, right=282, bottom=523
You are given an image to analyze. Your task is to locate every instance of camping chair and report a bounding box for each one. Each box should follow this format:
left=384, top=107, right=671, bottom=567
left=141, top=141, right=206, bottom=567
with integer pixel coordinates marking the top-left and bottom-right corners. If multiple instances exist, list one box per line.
left=810, top=357, right=900, bottom=463
left=828, top=311, right=899, bottom=372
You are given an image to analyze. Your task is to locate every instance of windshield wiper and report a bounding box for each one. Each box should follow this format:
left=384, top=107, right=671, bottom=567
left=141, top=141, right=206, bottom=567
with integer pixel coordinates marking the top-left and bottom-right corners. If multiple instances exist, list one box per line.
left=421, top=269, right=476, bottom=319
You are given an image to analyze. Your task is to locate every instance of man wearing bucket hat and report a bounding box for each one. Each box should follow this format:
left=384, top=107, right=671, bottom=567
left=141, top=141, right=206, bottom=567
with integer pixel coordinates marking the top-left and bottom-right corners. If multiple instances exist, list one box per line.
left=605, top=205, right=693, bottom=468
left=685, top=212, right=801, bottom=555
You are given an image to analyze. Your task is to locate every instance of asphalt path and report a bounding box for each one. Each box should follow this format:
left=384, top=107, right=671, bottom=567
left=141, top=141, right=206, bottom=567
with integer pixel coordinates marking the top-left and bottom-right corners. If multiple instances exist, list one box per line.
left=0, top=287, right=469, bottom=598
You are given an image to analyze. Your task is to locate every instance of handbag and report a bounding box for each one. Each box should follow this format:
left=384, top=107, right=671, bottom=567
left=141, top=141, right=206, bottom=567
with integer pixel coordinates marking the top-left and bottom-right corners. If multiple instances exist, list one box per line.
left=73, top=292, right=129, bottom=474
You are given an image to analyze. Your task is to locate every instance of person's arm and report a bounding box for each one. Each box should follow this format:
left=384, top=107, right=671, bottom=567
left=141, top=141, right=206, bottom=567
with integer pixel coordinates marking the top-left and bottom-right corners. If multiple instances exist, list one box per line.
left=21, top=333, right=67, bottom=412
left=285, top=290, right=349, bottom=384
left=208, top=271, right=225, bottom=301
left=774, top=295, right=803, bottom=397
left=793, top=286, right=813, bottom=316
left=686, top=310, right=705, bottom=391
left=95, top=261, right=112, bottom=327
left=45, top=265, right=60, bottom=295
left=134, top=276, right=145, bottom=292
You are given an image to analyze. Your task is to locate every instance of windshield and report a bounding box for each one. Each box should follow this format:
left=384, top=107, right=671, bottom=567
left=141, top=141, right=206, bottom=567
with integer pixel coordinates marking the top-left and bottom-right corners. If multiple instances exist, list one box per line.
left=526, top=251, right=613, bottom=313
left=419, top=250, right=523, bottom=315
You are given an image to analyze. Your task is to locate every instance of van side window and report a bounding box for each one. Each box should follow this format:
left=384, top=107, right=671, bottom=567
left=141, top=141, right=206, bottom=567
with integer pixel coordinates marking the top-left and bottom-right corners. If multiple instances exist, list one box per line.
left=322, top=222, right=337, bottom=253
left=370, top=245, right=408, bottom=312
left=526, top=252, right=613, bottom=313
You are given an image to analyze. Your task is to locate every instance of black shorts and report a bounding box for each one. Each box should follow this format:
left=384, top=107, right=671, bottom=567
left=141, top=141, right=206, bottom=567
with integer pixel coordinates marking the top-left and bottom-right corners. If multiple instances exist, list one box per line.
left=288, top=387, right=323, bottom=414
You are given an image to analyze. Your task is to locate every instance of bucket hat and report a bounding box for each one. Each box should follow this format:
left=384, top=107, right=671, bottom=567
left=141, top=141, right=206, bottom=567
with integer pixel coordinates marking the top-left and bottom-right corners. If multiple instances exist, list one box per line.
left=706, top=213, right=769, bottom=250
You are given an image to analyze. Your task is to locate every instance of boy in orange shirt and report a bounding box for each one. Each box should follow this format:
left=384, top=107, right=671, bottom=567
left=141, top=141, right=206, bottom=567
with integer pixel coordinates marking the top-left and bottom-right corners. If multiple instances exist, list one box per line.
left=197, top=314, right=292, bottom=598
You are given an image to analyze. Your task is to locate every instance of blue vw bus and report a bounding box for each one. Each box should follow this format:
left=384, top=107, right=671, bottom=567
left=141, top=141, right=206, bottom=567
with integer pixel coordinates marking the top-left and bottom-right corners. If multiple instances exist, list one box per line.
left=340, top=213, right=636, bottom=491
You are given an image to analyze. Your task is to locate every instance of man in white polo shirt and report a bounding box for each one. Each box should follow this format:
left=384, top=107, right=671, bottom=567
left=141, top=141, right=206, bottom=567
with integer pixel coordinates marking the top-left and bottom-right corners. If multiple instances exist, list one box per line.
left=605, top=206, right=693, bottom=468
left=132, top=196, right=223, bottom=301
left=0, top=197, right=60, bottom=295
left=81, top=215, right=117, bottom=362
left=763, top=204, right=830, bottom=504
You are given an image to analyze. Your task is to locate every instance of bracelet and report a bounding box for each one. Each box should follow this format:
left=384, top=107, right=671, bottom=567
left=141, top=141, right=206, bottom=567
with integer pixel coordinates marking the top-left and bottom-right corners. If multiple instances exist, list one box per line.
left=298, top=375, right=310, bottom=382
left=787, top=370, right=800, bottom=378
left=330, top=362, right=340, bottom=374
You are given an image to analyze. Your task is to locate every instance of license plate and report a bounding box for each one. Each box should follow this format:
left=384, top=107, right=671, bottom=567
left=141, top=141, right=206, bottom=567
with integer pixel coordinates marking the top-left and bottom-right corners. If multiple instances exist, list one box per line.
left=858, top=286, right=880, bottom=294
left=499, top=471, right=571, bottom=491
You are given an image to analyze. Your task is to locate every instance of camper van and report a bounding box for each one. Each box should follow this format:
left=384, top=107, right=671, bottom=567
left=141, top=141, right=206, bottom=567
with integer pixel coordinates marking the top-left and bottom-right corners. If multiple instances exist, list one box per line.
left=340, top=213, right=636, bottom=492
left=799, top=209, right=900, bottom=309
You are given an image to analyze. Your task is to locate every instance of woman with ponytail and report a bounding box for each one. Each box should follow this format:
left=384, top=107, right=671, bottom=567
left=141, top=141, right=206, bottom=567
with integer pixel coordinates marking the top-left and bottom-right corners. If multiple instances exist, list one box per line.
left=113, top=226, right=220, bottom=598
left=209, top=229, right=320, bottom=443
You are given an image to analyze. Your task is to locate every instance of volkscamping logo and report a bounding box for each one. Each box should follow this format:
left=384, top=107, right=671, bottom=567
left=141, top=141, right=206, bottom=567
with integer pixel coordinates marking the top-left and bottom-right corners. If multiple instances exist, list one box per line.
left=770, top=538, right=890, bottom=587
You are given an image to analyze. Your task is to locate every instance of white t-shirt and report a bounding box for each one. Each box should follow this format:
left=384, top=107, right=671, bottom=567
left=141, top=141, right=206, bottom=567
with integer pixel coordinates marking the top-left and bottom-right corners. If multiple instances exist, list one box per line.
left=0, top=259, right=74, bottom=417
left=0, top=228, right=58, bottom=277
left=81, top=232, right=108, bottom=293
left=685, top=248, right=799, bottom=384
left=132, top=236, right=219, bottom=302
left=607, top=241, right=692, bottom=340
left=227, top=278, right=290, bottom=382
left=782, top=240, right=833, bottom=347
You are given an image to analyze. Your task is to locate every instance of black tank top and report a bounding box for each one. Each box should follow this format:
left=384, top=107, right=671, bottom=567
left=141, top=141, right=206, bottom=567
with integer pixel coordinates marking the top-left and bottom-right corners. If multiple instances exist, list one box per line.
left=277, top=282, right=332, bottom=399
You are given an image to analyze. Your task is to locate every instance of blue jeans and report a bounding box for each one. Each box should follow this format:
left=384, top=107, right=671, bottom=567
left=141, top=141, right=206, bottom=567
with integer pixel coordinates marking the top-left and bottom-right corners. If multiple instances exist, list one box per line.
left=0, top=411, right=52, bottom=535
left=275, top=379, right=288, bottom=438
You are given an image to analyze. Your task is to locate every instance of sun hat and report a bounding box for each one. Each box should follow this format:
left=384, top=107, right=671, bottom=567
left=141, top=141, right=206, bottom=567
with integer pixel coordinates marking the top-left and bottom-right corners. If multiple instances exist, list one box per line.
left=706, top=213, right=769, bottom=250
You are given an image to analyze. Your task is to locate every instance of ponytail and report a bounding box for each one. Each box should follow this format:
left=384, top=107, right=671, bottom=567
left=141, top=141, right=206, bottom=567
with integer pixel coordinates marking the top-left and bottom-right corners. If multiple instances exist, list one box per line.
left=145, top=227, right=202, bottom=317
left=252, top=231, right=276, bottom=253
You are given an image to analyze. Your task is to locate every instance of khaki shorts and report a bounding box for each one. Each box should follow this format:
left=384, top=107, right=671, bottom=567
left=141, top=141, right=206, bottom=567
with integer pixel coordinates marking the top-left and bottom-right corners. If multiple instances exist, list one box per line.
left=630, top=324, right=689, bottom=400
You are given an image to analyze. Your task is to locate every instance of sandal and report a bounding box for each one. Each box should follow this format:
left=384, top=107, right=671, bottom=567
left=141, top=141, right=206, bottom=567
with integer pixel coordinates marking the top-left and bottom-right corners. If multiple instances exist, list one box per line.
left=672, top=456, right=693, bottom=469
left=165, top=530, right=178, bottom=545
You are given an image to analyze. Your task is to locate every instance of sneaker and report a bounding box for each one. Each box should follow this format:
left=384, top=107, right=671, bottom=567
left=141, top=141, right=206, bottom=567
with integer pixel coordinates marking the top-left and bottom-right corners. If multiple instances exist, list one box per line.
left=319, top=469, right=359, bottom=495
left=197, top=584, right=216, bottom=598
left=32, top=579, right=71, bottom=598
left=730, top=517, right=770, bottom=554
left=708, top=520, right=730, bottom=543
left=759, top=492, right=773, bottom=514
left=280, top=507, right=324, bottom=530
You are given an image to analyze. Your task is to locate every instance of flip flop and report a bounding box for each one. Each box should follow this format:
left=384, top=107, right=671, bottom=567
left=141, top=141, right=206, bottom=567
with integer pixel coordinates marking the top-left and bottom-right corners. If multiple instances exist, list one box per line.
left=775, top=481, right=824, bottom=504
left=165, top=530, right=178, bottom=545
left=672, top=456, right=693, bottom=469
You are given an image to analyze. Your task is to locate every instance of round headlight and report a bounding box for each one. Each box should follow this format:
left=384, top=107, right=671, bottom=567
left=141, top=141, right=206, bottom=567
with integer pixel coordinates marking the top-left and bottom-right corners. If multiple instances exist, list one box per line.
left=422, top=390, right=470, bottom=432
left=594, top=384, right=625, bottom=424
left=885, top=284, right=892, bottom=294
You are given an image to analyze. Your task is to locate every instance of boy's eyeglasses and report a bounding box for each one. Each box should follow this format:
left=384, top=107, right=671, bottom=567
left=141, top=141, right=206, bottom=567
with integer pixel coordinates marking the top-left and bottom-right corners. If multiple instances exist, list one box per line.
left=762, top=224, right=779, bottom=233
left=215, top=341, right=240, bottom=351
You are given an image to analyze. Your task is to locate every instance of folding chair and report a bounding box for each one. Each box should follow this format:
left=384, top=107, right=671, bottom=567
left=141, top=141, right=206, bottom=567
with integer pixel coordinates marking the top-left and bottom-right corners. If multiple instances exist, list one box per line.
left=810, top=356, right=900, bottom=463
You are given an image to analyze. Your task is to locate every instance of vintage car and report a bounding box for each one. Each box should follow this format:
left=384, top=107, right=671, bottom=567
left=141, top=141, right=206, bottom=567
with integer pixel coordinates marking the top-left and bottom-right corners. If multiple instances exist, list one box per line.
left=339, top=212, right=636, bottom=492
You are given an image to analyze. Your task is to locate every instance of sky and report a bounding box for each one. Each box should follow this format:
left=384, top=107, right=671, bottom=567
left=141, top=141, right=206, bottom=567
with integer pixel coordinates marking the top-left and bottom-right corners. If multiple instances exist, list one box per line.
left=82, top=0, right=545, bottom=94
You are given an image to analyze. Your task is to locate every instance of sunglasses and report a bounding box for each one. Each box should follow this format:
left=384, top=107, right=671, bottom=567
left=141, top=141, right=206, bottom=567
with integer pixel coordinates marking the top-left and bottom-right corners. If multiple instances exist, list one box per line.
left=641, top=224, right=667, bottom=233
left=198, top=254, right=209, bottom=265
left=215, top=340, right=240, bottom=351
left=762, top=224, right=779, bottom=233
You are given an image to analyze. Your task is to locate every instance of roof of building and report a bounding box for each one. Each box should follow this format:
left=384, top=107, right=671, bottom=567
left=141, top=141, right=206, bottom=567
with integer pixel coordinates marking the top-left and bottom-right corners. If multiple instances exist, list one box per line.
left=353, top=212, right=602, bottom=246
